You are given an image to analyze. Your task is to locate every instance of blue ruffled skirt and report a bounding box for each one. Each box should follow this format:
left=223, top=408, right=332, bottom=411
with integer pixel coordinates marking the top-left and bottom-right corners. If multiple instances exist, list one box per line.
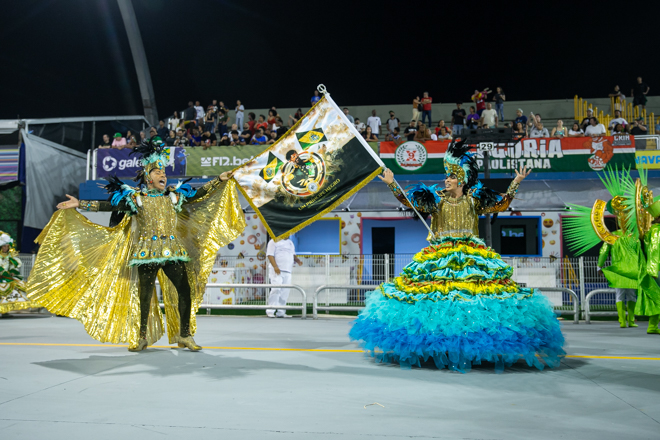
left=349, top=236, right=565, bottom=372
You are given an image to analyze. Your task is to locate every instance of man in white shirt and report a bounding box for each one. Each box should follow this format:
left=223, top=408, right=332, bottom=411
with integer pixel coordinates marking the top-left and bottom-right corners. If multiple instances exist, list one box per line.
left=194, top=101, right=205, bottom=120
left=608, top=110, right=628, bottom=131
left=584, top=117, right=607, bottom=137
left=529, top=122, right=550, bottom=138
left=266, top=236, right=302, bottom=318
left=479, top=103, right=498, bottom=128
left=366, top=110, right=381, bottom=137
left=354, top=118, right=366, bottom=134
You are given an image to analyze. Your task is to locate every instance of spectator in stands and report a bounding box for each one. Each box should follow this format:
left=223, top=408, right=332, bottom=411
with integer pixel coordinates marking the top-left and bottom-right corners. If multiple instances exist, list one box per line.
left=367, top=110, right=381, bottom=136
left=412, top=96, right=421, bottom=123
left=174, top=128, right=189, bottom=146
left=527, top=113, right=543, bottom=134
left=609, top=85, right=625, bottom=111
left=183, top=102, right=196, bottom=123
left=247, top=112, right=256, bottom=134
left=139, top=130, right=147, bottom=143
left=451, top=103, right=466, bottom=136
left=363, top=126, right=378, bottom=142
left=188, top=128, right=202, bottom=146
left=235, top=100, right=244, bottom=129
left=169, top=111, right=181, bottom=131
left=255, top=115, right=268, bottom=132
left=514, top=108, right=527, bottom=128
left=156, top=120, right=168, bottom=140
left=414, top=123, right=431, bottom=143
left=228, top=130, right=245, bottom=146
left=194, top=101, right=205, bottom=121
left=98, top=134, right=112, bottom=149
left=289, top=108, right=304, bottom=126
left=609, top=110, right=628, bottom=131
left=343, top=108, right=354, bottom=124
left=165, top=130, right=176, bottom=146
left=217, top=109, right=229, bottom=137
left=354, top=118, right=366, bottom=134
left=251, top=128, right=268, bottom=145
left=493, top=87, right=506, bottom=122
left=403, top=121, right=417, bottom=141
left=480, top=103, right=498, bottom=128
left=530, top=122, right=549, bottom=138
left=466, top=106, right=480, bottom=129
left=204, top=107, right=216, bottom=133
left=513, top=122, right=526, bottom=137
left=387, top=111, right=400, bottom=135
left=568, top=122, right=584, bottom=137
left=471, top=88, right=490, bottom=116
left=630, top=117, right=648, bottom=135
left=611, top=123, right=626, bottom=135
left=126, top=130, right=137, bottom=147
left=421, top=92, right=432, bottom=126
left=631, top=77, right=650, bottom=111
left=111, top=133, right=127, bottom=149
left=434, top=120, right=449, bottom=135
left=655, top=117, right=660, bottom=135
left=584, top=117, right=606, bottom=137
left=385, top=127, right=401, bottom=142
left=580, top=108, right=594, bottom=131
left=311, top=90, right=321, bottom=106
left=551, top=120, right=567, bottom=138
left=267, top=110, right=277, bottom=130
left=437, top=126, right=451, bottom=140
left=149, top=127, right=158, bottom=139
left=240, top=123, right=252, bottom=144
left=266, top=131, right=278, bottom=145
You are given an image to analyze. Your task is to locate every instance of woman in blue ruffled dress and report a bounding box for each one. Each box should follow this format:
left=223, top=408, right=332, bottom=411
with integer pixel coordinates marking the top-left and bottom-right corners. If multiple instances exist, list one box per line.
left=349, top=140, right=565, bottom=372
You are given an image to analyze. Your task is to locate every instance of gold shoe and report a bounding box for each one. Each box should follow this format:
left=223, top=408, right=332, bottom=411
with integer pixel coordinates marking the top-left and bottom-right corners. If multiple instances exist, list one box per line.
left=177, top=336, right=202, bottom=351
left=128, top=338, right=148, bottom=352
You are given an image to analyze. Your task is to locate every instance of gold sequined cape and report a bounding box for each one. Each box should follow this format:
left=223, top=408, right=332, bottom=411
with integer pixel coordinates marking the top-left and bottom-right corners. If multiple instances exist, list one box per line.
left=27, top=179, right=246, bottom=345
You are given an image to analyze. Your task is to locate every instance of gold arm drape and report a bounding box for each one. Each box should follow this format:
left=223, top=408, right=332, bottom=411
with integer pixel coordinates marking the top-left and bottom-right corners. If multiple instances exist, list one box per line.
left=27, top=179, right=245, bottom=346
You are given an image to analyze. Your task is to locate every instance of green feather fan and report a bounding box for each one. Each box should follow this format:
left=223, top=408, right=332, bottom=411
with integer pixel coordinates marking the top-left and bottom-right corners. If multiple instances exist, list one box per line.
left=562, top=204, right=603, bottom=256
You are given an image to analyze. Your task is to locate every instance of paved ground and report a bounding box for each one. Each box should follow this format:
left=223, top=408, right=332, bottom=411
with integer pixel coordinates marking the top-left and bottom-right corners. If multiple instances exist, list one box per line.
left=0, top=314, right=659, bottom=439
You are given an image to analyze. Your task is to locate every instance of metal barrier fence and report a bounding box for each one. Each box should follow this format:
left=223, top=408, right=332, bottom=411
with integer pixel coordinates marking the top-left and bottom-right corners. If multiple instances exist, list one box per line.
left=312, top=285, right=580, bottom=323
left=584, top=288, right=617, bottom=324
left=16, top=253, right=612, bottom=320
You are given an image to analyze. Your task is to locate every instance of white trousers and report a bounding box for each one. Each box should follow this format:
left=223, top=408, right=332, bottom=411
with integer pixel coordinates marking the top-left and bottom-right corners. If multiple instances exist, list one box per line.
left=615, top=288, right=637, bottom=302
left=267, top=271, right=291, bottom=316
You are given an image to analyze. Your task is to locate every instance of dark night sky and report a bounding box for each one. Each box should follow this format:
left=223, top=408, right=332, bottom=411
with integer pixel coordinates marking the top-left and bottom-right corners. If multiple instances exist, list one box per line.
left=2, top=0, right=654, bottom=120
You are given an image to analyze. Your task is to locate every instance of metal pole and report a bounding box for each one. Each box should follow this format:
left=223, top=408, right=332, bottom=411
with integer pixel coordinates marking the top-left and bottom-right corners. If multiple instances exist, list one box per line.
left=579, top=256, right=585, bottom=313
left=483, top=150, right=492, bottom=247
left=91, top=121, right=96, bottom=151
left=384, top=253, right=390, bottom=282
left=116, top=0, right=159, bottom=126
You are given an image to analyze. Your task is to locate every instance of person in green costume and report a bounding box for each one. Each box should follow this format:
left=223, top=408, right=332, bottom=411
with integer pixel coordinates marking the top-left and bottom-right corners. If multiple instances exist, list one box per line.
left=564, top=167, right=660, bottom=334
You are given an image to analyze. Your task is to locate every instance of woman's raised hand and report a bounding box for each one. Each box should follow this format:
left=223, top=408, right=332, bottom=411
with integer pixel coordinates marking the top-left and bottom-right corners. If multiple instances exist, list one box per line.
left=513, top=165, right=532, bottom=183
left=57, top=194, right=79, bottom=210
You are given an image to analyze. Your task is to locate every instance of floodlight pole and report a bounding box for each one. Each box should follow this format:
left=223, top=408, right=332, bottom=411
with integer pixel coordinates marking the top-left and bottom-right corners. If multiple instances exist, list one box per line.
left=116, top=0, right=159, bottom=127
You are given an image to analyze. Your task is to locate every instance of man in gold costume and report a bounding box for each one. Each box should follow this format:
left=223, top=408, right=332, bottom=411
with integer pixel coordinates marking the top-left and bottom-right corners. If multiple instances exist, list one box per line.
left=27, top=138, right=246, bottom=351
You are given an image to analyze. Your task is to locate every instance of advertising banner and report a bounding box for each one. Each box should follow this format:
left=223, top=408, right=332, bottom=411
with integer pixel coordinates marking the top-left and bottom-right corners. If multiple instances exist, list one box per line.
left=635, top=150, right=660, bottom=169
left=97, top=147, right=185, bottom=178
left=185, top=145, right=266, bottom=176
left=380, top=135, right=636, bottom=174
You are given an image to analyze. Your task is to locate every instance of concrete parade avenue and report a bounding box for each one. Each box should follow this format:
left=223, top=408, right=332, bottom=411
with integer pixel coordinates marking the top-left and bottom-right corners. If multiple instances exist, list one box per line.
left=1, top=314, right=659, bottom=440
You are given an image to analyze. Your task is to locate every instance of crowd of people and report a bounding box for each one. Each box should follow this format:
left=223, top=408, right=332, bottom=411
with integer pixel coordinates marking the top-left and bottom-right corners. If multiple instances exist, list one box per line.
left=97, top=78, right=656, bottom=150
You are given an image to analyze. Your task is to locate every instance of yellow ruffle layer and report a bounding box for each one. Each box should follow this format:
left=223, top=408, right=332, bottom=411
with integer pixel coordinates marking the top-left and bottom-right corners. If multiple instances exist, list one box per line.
left=414, top=243, right=502, bottom=263
left=393, top=276, right=520, bottom=295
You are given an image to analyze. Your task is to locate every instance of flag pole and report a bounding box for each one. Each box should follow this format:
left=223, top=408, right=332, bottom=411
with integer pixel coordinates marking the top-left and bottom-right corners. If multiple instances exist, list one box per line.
left=317, top=84, right=435, bottom=238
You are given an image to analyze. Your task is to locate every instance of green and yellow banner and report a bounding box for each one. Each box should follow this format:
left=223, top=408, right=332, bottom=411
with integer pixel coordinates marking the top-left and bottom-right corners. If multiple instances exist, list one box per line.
left=232, top=94, right=384, bottom=240
left=185, top=145, right=266, bottom=175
